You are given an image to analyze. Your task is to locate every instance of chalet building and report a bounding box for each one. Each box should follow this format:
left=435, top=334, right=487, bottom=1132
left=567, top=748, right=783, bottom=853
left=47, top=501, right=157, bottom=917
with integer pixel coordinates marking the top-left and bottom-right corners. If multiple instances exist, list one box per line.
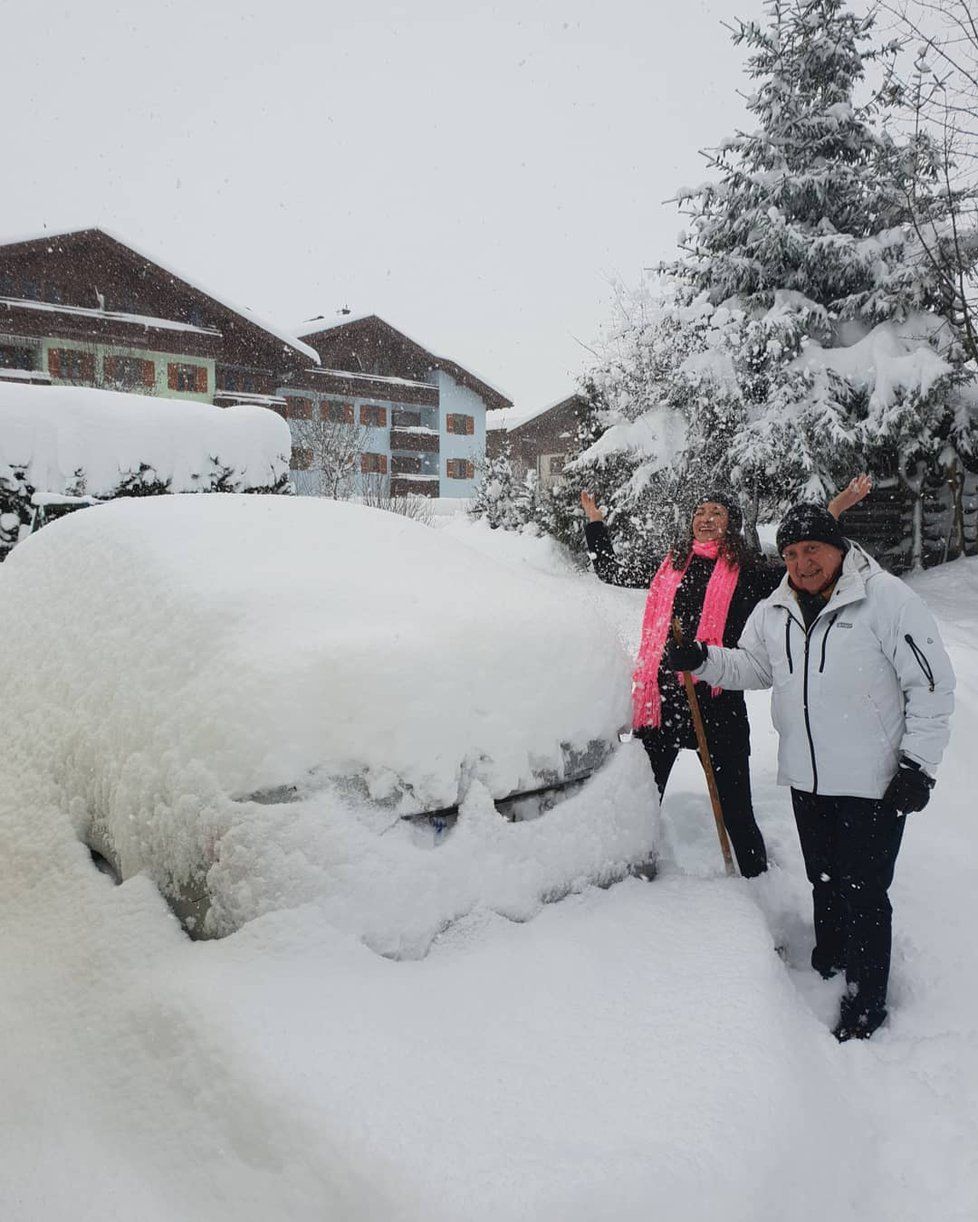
left=0, top=228, right=316, bottom=412
left=0, top=229, right=511, bottom=499
left=488, top=393, right=586, bottom=486
left=286, top=314, right=510, bottom=498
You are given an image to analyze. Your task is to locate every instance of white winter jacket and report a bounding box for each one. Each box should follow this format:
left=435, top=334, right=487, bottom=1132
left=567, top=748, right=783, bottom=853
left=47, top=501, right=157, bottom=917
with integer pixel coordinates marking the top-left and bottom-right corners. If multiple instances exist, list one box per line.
left=694, top=544, right=955, bottom=799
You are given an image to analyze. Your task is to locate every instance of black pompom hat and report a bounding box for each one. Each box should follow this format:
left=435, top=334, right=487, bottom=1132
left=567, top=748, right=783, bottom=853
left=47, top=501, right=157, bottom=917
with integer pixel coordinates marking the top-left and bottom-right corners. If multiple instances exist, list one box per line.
left=776, top=503, right=847, bottom=555
left=695, top=490, right=744, bottom=535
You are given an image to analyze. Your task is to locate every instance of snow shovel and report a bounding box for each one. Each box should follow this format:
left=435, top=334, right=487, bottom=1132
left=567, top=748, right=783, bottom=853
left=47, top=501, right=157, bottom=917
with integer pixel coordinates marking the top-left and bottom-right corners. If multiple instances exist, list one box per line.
left=671, top=618, right=736, bottom=877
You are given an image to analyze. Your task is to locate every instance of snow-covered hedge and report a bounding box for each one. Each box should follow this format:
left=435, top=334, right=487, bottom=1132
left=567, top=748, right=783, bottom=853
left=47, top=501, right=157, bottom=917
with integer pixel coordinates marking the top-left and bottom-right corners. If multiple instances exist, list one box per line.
left=0, top=383, right=292, bottom=556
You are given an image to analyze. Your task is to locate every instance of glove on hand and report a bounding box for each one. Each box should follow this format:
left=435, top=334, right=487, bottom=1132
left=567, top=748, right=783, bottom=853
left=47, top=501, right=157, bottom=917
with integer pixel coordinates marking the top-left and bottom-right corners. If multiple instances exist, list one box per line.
left=663, top=639, right=708, bottom=672
left=882, top=757, right=934, bottom=814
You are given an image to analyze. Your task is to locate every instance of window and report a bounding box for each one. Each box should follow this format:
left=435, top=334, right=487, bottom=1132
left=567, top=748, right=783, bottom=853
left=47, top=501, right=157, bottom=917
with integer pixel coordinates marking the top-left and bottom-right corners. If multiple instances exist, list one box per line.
left=167, top=362, right=208, bottom=393
left=105, top=356, right=155, bottom=389
left=360, top=404, right=387, bottom=428
left=447, top=458, right=475, bottom=480
left=49, top=348, right=95, bottom=382
left=222, top=370, right=259, bottom=394
left=284, top=396, right=313, bottom=419
left=0, top=344, right=35, bottom=370
left=322, top=401, right=354, bottom=424
left=292, top=446, right=313, bottom=471
left=446, top=413, right=474, bottom=435
left=361, top=453, right=388, bottom=475
left=393, top=409, right=421, bottom=428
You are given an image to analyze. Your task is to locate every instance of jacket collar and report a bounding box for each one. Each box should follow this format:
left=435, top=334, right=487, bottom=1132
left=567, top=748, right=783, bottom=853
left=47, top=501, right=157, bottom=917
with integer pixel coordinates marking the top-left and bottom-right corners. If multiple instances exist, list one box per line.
left=769, top=542, right=880, bottom=620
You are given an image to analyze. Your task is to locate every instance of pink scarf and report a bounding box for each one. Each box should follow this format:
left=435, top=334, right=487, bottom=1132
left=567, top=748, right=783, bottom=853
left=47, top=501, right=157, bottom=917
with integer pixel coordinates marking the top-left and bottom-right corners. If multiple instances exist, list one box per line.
left=631, top=539, right=740, bottom=730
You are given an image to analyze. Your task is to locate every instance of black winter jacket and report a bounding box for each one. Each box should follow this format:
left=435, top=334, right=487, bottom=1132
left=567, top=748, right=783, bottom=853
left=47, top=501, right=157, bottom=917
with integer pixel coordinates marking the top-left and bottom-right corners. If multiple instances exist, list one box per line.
left=585, top=520, right=782, bottom=753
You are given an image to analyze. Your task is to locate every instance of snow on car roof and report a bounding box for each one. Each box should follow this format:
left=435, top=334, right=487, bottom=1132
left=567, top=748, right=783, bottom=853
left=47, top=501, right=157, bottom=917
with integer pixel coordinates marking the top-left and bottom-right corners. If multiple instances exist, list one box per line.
left=1, top=496, right=641, bottom=939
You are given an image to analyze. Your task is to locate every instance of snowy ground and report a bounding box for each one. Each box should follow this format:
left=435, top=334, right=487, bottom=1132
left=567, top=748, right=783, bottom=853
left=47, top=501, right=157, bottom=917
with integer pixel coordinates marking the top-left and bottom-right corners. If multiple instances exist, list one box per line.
left=1, top=518, right=976, bottom=1221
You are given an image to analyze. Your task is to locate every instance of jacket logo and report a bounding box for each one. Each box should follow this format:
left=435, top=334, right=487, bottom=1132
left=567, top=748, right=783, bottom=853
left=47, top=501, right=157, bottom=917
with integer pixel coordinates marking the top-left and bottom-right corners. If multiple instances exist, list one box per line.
left=836, top=622, right=853, bottom=628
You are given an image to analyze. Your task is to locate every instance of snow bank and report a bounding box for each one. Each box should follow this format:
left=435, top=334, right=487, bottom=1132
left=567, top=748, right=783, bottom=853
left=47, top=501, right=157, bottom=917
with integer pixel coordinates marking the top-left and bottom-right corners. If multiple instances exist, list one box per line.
left=0, top=495, right=656, bottom=945
left=0, top=381, right=291, bottom=496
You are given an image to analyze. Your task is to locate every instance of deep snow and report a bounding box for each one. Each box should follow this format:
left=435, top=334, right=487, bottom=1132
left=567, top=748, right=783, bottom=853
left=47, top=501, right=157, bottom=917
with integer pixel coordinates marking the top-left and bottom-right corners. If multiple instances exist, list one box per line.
left=0, top=496, right=656, bottom=945
left=0, top=516, right=976, bottom=1220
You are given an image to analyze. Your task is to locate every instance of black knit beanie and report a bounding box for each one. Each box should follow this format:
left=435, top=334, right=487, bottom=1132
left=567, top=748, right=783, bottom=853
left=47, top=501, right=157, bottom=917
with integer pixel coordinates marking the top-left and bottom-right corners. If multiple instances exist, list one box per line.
left=695, top=490, right=743, bottom=535
left=776, top=503, right=847, bottom=555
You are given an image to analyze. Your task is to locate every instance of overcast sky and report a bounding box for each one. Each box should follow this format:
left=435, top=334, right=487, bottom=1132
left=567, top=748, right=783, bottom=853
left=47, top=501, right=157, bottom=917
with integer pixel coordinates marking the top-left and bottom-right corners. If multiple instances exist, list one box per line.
left=5, top=0, right=768, bottom=408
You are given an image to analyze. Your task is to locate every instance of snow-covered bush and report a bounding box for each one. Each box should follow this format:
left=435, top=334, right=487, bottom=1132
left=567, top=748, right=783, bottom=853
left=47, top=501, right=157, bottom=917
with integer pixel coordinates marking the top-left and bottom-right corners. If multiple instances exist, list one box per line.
left=0, top=383, right=292, bottom=558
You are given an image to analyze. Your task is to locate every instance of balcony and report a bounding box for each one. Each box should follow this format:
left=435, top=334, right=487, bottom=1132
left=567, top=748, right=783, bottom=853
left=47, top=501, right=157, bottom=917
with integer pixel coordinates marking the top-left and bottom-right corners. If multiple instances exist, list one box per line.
left=391, top=474, right=439, bottom=498
left=390, top=425, right=439, bottom=454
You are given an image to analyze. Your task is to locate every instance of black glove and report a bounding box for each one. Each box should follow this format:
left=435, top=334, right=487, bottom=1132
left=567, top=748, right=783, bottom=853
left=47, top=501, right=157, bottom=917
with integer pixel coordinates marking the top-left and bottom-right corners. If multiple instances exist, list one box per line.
left=663, top=639, right=708, bottom=672
left=882, top=757, right=934, bottom=814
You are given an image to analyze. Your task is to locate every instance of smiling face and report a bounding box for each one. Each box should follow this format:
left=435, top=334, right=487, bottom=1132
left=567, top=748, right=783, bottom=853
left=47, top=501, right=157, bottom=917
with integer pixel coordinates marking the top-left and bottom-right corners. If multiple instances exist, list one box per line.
left=691, top=501, right=729, bottom=544
left=782, top=540, right=845, bottom=594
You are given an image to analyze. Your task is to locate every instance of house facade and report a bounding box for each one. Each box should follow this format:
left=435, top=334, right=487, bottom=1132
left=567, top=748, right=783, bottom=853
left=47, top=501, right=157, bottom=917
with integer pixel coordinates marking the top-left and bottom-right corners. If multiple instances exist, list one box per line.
left=0, top=229, right=315, bottom=411
left=288, top=314, right=509, bottom=498
left=490, top=393, right=586, bottom=486
left=0, top=231, right=510, bottom=499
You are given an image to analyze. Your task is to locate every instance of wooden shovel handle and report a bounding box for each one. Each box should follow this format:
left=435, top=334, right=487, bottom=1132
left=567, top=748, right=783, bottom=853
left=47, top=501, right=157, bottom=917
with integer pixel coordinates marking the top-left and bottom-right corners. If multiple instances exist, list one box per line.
left=671, top=618, right=736, bottom=876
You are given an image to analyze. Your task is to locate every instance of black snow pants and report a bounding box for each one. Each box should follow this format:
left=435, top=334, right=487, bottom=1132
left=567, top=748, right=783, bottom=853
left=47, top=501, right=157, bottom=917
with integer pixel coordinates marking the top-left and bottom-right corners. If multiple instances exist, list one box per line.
left=791, top=789, right=906, bottom=1027
left=641, top=733, right=768, bottom=878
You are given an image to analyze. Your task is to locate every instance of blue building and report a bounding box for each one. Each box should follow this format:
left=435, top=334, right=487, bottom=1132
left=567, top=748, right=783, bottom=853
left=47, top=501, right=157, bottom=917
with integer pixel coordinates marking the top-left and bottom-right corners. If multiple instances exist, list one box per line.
left=284, top=314, right=510, bottom=499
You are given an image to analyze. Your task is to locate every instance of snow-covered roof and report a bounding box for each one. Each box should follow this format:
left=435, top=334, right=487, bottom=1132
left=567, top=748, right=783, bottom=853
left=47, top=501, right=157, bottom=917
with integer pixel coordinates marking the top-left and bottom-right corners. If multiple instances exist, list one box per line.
left=0, top=296, right=222, bottom=337
left=0, top=227, right=321, bottom=366
left=307, top=366, right=437, bottom=391
left=508, top=392, right=583, bottom=432
left=488, top=393, right=582, bottom=433
left=295, top=313, right=512, bottom=409
left=294, top=311, right=374, bottom=338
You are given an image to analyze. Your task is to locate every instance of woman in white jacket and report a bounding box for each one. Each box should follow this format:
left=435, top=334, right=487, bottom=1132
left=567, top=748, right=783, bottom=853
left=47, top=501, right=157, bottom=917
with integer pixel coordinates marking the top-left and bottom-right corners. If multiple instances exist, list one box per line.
left=665, top=504, right=955, bottom=1042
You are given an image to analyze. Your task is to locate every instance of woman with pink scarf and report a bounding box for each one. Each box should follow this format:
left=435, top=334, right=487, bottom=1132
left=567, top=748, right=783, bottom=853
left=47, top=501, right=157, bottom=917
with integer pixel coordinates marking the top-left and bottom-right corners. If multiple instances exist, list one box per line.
left=581, top=482, right=869, bottom=877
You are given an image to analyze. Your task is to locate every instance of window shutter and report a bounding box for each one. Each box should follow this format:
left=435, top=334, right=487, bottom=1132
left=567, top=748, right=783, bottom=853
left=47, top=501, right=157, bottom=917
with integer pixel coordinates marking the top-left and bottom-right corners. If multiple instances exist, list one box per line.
left=104, top=356, right=117, bottom=382
left=196, top=365, right=208, bottom=394
left=48, top=348, right=61, bottom=378
left=81, top=352, right=95, bottom=381
left=466, top=416, right=474, bottom=435
left=168, top=363, right=178, bottom=391
left=142, top=359, right=155, bottom=387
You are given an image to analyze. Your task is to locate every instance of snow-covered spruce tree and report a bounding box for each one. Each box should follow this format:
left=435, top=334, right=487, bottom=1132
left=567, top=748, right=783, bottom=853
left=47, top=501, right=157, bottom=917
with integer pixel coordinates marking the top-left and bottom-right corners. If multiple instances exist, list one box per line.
left=469, top=445, right=526, bottom=530
left=572, top=0, right=978, bottom=567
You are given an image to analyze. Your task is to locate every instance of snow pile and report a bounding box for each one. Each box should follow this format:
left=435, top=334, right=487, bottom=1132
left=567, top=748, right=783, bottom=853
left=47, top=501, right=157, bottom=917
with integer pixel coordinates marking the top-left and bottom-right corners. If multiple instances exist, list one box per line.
left=0, top=381, right=291, bottom=496
left=0, top=495, right=656, bottom=946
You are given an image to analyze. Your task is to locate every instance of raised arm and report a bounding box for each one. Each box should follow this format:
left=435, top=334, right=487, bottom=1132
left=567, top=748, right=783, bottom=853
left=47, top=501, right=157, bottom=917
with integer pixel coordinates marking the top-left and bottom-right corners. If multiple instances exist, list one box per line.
left=580, top=491, right=659, bottom=589
left=828, top=473, right=872, bottom=519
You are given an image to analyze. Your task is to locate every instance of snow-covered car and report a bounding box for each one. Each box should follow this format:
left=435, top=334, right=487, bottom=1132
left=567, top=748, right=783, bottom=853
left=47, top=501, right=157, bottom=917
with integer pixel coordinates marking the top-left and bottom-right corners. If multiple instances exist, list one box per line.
left=0, top=495, right=658, bottom=955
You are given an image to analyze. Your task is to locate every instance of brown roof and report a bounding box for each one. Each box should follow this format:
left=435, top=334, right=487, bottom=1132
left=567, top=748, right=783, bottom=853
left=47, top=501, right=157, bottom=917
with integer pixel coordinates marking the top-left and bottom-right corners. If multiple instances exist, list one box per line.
left=0, top=227, right=318, bottom=371
left=296, top=314, right=512, bottom=411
